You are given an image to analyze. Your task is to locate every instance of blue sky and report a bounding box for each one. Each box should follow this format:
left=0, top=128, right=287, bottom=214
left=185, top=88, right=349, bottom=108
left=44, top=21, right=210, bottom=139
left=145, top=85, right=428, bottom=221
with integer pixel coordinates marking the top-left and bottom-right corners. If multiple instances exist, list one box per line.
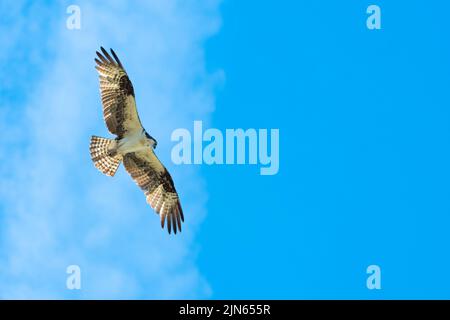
left=1, top=0, right=450, bottom=299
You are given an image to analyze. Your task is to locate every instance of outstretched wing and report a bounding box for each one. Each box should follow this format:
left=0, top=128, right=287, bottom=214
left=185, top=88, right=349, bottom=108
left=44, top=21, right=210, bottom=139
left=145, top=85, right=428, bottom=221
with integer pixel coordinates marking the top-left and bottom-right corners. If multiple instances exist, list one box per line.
left=123, top=149, right=184, bottom=234
left=95, top=47, right=142, bottom=138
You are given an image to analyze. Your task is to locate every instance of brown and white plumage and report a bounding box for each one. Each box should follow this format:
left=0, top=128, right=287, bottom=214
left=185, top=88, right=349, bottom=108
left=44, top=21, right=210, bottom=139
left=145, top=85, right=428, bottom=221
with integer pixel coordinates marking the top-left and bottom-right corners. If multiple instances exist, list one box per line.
left=94, top=47, right=141, bottom=137
left=123, top=151, right=184, bottom=234
left=89, top=47, right=184, bottom=234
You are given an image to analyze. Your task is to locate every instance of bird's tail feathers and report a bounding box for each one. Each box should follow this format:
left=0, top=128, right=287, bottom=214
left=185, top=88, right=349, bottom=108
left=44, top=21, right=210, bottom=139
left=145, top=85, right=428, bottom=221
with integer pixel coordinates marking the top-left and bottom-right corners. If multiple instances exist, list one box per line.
left=90, top=136, right=122, bottom=176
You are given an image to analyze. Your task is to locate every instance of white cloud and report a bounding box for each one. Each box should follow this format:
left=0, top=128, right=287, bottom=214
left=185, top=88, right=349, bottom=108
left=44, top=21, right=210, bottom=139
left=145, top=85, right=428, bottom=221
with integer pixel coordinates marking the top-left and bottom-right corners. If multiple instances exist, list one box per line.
left=0, top=0, right=221, bottom=298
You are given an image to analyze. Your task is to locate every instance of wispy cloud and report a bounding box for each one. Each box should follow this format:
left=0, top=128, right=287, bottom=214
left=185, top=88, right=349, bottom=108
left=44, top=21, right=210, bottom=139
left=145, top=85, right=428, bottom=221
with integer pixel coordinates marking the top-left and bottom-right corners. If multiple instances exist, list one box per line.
left=0, top=0, right=222, bottom=299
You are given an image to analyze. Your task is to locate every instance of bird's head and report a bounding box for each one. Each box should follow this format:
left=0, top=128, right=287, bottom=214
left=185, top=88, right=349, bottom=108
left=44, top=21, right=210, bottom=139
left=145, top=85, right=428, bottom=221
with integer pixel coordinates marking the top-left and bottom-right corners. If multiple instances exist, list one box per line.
left=144, top=131, right=158, bottom=149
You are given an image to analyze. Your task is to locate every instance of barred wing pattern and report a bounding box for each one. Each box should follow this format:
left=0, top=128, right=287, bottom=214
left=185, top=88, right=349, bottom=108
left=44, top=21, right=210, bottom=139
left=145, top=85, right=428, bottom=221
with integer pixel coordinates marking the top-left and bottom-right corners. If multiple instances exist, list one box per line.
left=123, top=150, right=184, bottom=234
left=95, top=47, right=142, bottom=138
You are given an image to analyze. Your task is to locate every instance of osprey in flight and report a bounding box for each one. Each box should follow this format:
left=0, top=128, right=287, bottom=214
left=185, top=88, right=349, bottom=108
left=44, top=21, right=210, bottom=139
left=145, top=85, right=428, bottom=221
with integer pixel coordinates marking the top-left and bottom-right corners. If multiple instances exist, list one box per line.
left=89, top=47, right=184, bottom=234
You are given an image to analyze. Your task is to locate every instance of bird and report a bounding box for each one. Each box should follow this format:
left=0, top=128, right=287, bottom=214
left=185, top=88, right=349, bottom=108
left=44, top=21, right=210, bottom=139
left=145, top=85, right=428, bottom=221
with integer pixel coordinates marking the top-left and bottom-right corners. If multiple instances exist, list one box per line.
left=89, top=47, right=184, bottom=234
